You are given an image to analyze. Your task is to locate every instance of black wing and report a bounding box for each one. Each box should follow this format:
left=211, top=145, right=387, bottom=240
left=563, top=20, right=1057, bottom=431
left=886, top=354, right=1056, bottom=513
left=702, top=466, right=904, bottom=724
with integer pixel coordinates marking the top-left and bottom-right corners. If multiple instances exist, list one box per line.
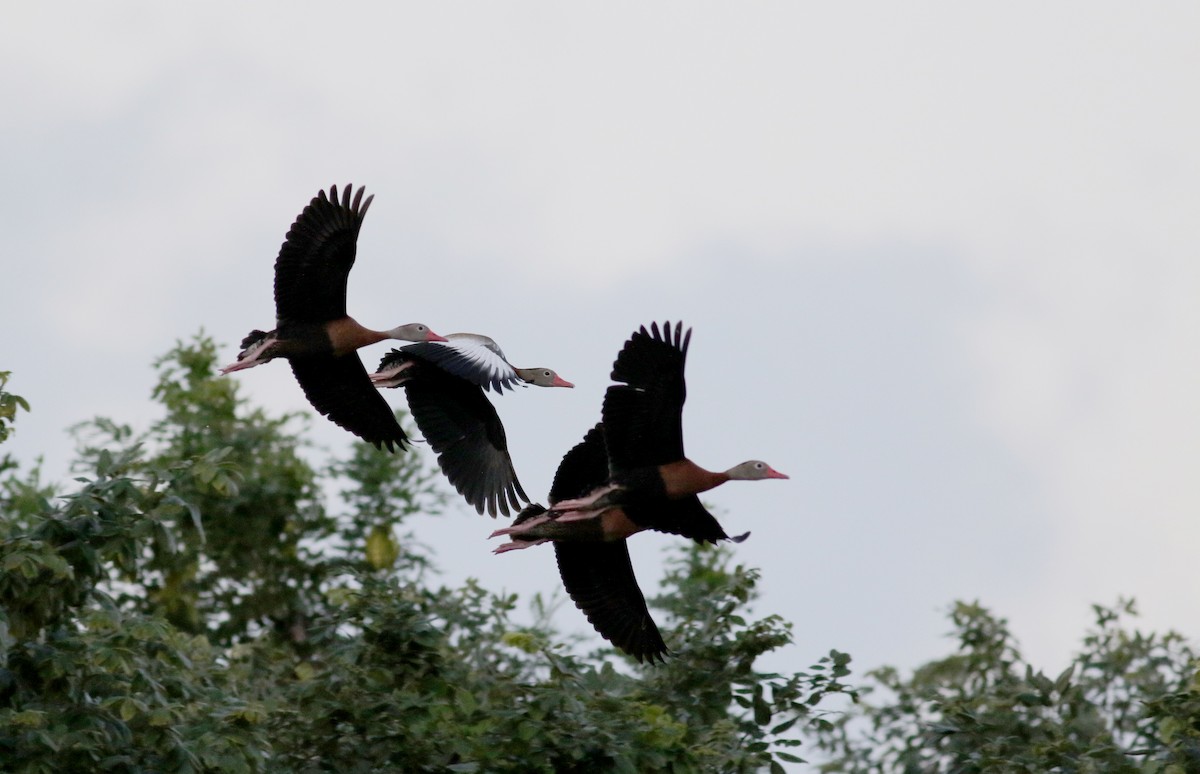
left=554, top=540, right=667, bottom=664
left=274, top=184, right=373, bottom=324
left=601, top=321, right=691, bottom=471
left=545, top=423, right=667, bottom=663
left=629, top=496, right=748, bottom=545
left=547, top=423, right=610, bottom=504
left=402, top=359, right=527, bottom=517
left=289, top=354, right=408, bottom=452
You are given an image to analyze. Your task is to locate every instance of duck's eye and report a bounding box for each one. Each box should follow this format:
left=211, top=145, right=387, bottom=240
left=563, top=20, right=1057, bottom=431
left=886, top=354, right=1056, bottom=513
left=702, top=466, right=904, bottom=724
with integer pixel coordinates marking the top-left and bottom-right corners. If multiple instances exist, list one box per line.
left=755, top=462, right=764, bottom=469
left=544, top=371, right=552, bottom=377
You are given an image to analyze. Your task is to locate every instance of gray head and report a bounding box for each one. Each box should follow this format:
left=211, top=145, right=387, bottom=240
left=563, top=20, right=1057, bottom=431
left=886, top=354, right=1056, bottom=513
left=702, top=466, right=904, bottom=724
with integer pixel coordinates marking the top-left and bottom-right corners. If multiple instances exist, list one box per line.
left=386, top=323, right=447, bottom=343
left=724, top=460, right=789, bottom=481
left=514, top=367, right=574, bottom=388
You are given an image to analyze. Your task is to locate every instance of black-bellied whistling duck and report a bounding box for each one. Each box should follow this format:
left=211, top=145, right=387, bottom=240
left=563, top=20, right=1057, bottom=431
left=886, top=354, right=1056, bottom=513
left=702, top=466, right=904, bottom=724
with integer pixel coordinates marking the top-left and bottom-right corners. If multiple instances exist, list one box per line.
left=491, top=424, right=750, bottom=663
left=220, top=184, right=446, bottom=452
left=490, top=320, right=786, bottom=662
left=370, top=334, right=573, bottom=517
left=372, top=333, right=573, bottom=393
left=510, top=321, right=787, bottom=529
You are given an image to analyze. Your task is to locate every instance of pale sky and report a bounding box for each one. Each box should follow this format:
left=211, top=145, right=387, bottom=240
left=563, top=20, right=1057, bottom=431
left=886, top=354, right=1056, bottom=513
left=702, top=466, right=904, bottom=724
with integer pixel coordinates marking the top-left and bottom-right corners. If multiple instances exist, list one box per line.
left=4, top=3, right=1199, bottom=680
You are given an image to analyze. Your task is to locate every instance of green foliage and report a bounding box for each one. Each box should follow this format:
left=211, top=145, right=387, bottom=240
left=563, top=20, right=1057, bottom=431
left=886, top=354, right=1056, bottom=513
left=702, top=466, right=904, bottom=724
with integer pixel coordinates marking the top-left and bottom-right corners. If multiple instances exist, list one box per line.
left=1, top=364, right=269, bottom=771
left=0, top=605, right=269, bottom=773
left=0, top=340, right=849, bottom=771
left=0, top=372, right=32, bottom=488
left=814, top=600, right=1200, bottom=772
left=326, top=424, right=446, bottom=578
left=233, top=545, right=857, bottom=773
left=0, top=371, right=30, bottom=447
left=9, top=340, right=1200, bottom=771
left=71, top=334, right=332, bottom=643
left=637, top=548, right=857, bottom=771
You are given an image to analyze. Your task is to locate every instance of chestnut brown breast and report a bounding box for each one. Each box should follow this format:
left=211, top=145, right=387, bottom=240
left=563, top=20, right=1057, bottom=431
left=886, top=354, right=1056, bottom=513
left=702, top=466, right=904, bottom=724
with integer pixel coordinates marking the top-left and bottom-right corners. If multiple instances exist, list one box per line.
left=325, top=316, right=385, bottom=357
left=659, top=459, right=727, bottom=499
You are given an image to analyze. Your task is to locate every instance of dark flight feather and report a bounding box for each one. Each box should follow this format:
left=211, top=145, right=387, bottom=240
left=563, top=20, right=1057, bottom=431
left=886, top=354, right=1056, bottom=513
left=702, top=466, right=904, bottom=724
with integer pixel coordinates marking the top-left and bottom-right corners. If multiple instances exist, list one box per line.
left=274, top=184, right=373, bottom=324
left=601, top=321, right=691, bottom=471
left=289, top=354, right=408, bottom=452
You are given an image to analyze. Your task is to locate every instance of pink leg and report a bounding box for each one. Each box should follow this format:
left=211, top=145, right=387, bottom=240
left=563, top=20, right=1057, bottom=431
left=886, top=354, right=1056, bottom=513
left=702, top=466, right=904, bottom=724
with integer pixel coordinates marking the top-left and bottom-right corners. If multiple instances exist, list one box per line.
left=221, top=335, right=277, bottom=375
left=551, top=484, right=620, bottom=512
left=489, top=515, right=553, bottom=539
left=370, top=361, right=415, bottom=388
left=546, top=508, right=608, bottom=524
left=493, top=539, right=549, bottom=554
left=219, top=359, right=262, bottom=375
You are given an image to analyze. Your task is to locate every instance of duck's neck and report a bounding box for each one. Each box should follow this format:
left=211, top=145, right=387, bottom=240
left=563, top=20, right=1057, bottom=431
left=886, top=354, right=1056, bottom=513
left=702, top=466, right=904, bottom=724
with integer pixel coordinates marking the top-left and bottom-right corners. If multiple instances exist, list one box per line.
left=326, top=317, right=385, bottom=356
left=660, top=459, right=729, bottom=498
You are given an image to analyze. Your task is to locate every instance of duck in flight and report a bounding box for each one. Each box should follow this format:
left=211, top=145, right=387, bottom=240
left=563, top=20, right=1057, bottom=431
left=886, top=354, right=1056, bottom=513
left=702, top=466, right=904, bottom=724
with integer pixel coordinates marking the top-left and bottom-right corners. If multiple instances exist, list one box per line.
left=371, top=333, right=573, bottom=517
left=220, top=184, right=445, bottom=452
left=491, top=321, right=786, bottom=661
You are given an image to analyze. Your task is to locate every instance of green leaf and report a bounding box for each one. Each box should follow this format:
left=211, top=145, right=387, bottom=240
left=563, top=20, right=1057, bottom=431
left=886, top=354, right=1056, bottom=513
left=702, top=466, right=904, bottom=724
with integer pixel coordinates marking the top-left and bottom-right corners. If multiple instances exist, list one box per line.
left=770, top=716, right=799, bottom=735
left=501, top=631, right=538, bottom=653
left=1054, top=663, right=1075, bottom=693
left=456, top=687, right=478, bottom=715
left=366, top=525, right=400, bottom=570
left=10, top=710, right=48, bottom=728
left=754, top=694, right=772, bottom=725
left=149, top=708, right=174, bottom=727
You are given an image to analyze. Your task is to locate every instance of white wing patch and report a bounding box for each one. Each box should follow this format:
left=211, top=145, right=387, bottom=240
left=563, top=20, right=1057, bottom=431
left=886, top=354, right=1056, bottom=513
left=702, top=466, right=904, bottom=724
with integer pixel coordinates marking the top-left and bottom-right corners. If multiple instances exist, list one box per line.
left=401, top=334, right=521, bottom=392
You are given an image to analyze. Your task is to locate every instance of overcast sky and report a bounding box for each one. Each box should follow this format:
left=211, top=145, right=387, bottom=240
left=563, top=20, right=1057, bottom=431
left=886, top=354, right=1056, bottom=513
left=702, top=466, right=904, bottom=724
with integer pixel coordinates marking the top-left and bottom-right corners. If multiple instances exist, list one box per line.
left=4, top=3, right=1199, bottom=681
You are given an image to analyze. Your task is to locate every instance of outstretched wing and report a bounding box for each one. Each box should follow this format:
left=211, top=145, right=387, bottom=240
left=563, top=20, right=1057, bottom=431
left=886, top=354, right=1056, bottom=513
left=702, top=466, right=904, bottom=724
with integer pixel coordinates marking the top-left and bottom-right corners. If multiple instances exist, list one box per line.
left=547, top=423, right=610, bottom=504
left=554, top=540, right=667, bottom=664
left=630, top=496, right=749, bottom=545
left=601, top=321, right=691, bottom=472
left=545, top=423, right=667, bottom=663
left=274, top=184, right=373, bottom=324
left=400, top=336, right=520, bottom=393
left=402, top=360, right=527, bottom=517
left=289, top=354, right=408, bottom=452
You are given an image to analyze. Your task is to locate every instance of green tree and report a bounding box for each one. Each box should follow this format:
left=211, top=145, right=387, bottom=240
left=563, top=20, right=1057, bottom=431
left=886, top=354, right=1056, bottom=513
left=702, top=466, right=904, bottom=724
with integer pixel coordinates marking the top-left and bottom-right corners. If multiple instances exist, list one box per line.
left=0, top=338, right=854, bottom=772
left=0, top=369, right=269, bottom=772
left=0, top=372, right=29, bottom=449
left=814, top=600, right=1200, bottom=773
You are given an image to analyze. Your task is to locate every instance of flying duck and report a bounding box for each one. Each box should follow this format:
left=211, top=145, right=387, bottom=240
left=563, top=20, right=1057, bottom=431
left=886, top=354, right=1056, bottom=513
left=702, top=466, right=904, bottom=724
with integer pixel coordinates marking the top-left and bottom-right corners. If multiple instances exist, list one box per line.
left=509, top=321, right=786, bottom=530
left=371, top=334, right=573, bottom=517
left=491, top=321, right=786, bottom=662
left=494, top=423, right=757, bottom=663
left=220, top=184, right=445, bottom=451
